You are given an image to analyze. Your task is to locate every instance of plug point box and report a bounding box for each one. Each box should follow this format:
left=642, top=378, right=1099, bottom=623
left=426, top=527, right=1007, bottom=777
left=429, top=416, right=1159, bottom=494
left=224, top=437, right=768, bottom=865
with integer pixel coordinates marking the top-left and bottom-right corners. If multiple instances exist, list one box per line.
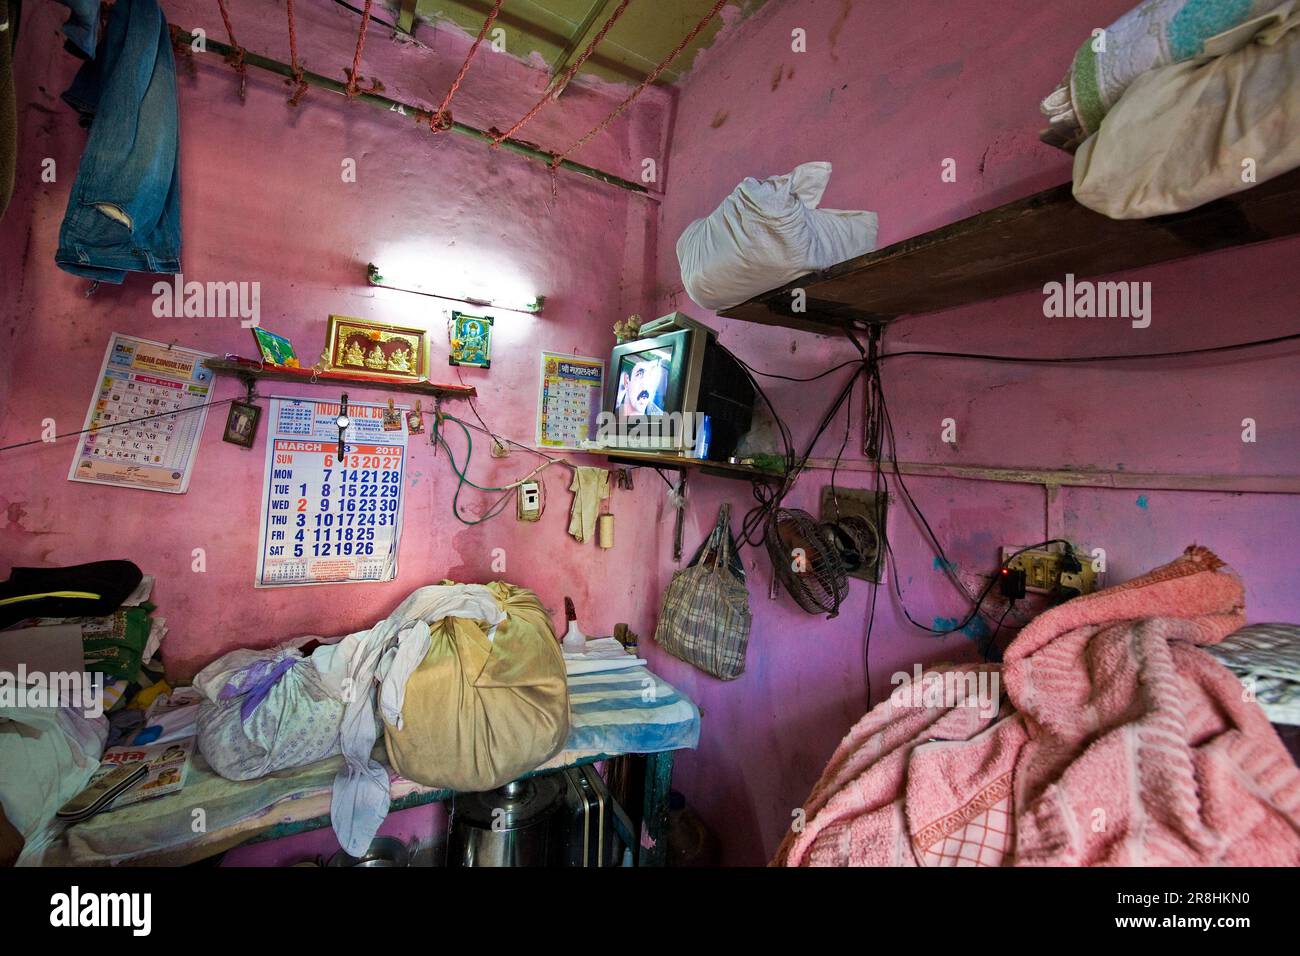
left=517, top=481, right=542, bottom=521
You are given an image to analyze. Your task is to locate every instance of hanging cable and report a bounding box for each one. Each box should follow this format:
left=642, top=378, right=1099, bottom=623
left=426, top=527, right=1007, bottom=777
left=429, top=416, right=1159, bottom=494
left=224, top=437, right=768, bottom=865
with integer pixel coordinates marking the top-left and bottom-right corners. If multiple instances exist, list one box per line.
left=430, top=0, right=505, bottom=132
left=878, top=330, right=1300, bottom=365
left=0, top=396, right=247, bottom=454
left=344, top=0, right=376, bottom=97
left=548, top=0, right=727, bottom=170
left=214, top=0, right=248, bottom=100
left=285, top=0, right=309, bottom=106
left=491, top=0, right=632, bottom=146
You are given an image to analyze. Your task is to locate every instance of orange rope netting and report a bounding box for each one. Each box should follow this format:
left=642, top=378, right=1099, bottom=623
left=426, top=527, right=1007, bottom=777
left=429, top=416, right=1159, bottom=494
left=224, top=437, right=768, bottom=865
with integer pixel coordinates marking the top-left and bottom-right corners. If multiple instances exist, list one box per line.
left=428, top=0, right=506, bottom=132
left=490, top=0, right=632, bottom=147
left=207, top=0, right=721, bottom=188
left=548, top=0, right=728, bottom=171
left=345, top=0, right=376, bottom=97
left=286, top=0, right=309, bottom=106
left=214, top=0, right=248, bottom=100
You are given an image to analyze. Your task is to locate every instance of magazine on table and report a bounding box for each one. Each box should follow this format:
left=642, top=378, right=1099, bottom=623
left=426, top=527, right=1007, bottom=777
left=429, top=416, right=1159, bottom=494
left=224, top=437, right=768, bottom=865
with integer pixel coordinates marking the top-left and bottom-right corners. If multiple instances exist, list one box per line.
left=89, top=737, right=194, bottom=809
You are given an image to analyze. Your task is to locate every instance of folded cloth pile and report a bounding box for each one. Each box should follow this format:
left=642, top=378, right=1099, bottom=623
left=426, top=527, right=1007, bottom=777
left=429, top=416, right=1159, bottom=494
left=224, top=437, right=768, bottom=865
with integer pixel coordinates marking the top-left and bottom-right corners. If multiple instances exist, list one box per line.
left=1040, top=0, right=1294, bottom=146
left=1041, top=0, right=1300, bottom=218
left=775, top=546, right=1300, bottom=866
left=1209, top=623, right=1300, bottom=726
left=1074, top=2, right=1300, bottom=217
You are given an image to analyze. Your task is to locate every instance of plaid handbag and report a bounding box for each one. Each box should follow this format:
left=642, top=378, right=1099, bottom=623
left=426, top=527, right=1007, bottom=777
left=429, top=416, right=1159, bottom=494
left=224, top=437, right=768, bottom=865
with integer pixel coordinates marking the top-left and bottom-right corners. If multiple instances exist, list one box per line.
left=653, top=503, right=752, bottom=680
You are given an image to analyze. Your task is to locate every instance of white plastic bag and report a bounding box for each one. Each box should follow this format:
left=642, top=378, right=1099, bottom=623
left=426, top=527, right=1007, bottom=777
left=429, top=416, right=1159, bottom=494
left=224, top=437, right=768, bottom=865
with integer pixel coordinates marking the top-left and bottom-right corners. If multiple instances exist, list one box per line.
left=676, top=162, right=878, bottom=312
left=1074, top=5, right=1300, bottom=219
left=194, top=644, right=344, bottom=781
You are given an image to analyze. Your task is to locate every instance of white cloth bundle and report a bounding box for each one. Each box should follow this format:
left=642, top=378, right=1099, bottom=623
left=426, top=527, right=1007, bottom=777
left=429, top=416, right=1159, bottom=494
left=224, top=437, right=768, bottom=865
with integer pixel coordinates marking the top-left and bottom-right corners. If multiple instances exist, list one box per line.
left=676, top=162, right=877, bottom=311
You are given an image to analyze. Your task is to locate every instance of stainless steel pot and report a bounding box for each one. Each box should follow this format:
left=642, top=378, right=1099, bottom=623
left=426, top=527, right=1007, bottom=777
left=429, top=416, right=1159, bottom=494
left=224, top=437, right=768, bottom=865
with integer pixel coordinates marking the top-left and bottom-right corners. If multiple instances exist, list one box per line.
left=326, top=836, right=410, bottom=868
left=446, top=776, right=566, bottom=867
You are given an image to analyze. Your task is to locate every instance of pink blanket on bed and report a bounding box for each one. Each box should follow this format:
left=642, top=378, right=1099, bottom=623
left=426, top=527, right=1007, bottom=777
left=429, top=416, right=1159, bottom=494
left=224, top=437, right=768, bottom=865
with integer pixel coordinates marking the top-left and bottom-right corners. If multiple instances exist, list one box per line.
left=775, top=547, right=1300, bottom=866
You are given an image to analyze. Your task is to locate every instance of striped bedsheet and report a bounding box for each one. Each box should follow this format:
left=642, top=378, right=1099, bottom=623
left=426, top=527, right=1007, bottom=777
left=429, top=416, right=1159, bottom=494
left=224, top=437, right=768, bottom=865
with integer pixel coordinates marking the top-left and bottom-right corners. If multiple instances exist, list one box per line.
left=557, top=666, right=700, bottom=758
left=40, top=663, right=698, bottom=865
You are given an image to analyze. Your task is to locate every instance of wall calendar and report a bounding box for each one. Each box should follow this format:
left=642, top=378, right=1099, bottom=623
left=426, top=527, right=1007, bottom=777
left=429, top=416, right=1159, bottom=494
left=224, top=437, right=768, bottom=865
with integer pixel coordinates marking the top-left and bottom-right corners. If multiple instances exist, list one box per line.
left=68, top=334, right=215, bottom=494
left=255, top=396, right=408, bottom=588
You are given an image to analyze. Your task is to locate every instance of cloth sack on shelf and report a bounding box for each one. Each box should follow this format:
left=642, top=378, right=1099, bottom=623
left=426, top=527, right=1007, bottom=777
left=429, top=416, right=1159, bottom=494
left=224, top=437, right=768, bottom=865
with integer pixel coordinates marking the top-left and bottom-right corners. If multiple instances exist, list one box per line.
left=1039, top=0, right=1294, bottom=147
left=676, top=162, right=877, bottom=312
left=653, top=503, right=751, bottom=680
left=193, top=644, right=344, bottom=781
left=383, top=582, right=569, bottom=792
left=1074, top=3, right=1300, bottom=218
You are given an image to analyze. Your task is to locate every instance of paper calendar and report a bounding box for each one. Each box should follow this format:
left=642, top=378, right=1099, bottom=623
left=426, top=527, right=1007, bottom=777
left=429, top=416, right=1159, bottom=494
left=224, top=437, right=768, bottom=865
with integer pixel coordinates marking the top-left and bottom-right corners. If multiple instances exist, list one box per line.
left=68, top=334, right=215, bottom=494
left=536, top=351, right=604, bottom=451
left=255, top=396, right=408, bottom=588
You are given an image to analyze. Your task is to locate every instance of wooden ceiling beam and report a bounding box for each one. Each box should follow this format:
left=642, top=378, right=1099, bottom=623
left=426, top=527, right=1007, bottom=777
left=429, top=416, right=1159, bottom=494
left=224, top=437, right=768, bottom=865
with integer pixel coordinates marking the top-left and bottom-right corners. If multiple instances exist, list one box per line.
left=396, top=0, right=419, bottom=33
left=548, top=0, right=620, bottom=97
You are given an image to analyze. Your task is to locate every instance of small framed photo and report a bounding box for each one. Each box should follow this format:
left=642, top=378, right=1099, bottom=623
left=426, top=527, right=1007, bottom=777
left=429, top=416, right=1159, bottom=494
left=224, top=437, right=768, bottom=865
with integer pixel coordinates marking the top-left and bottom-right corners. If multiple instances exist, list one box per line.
left=449, top=311, right=493, bottom=369
left=251, top=328, right=298, bottom=367
left=223, top=401, right=261, bottom=448
left=325, top=315, right=428, bottom=382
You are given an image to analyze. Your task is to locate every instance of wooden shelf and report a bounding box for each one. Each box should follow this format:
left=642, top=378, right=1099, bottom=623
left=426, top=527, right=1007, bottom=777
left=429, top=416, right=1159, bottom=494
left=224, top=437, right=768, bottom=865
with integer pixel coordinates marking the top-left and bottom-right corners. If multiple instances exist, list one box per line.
left=203, top=358, right=477, bottom=399
left=588, top=448, right=784, bottom=483
left=719, top=167, right=1300, bottom=334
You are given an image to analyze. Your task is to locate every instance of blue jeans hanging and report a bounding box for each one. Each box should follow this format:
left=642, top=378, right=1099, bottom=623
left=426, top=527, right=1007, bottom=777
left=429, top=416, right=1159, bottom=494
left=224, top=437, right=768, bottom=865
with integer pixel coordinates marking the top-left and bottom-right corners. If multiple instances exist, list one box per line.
left=55, top=0, right=180, bottom=284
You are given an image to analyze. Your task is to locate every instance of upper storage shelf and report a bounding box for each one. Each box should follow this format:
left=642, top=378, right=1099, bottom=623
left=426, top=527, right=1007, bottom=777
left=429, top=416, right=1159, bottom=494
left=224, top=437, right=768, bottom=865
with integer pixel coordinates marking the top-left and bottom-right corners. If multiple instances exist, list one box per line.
left=718, top=167, right=1300, bottom=334
left=203, top=359, right=477, bottom=399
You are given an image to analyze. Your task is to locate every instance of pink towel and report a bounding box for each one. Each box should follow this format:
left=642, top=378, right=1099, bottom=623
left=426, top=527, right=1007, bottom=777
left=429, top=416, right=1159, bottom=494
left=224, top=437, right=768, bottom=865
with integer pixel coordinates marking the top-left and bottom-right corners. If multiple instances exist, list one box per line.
left=776, top=546, right=1300, bottom=866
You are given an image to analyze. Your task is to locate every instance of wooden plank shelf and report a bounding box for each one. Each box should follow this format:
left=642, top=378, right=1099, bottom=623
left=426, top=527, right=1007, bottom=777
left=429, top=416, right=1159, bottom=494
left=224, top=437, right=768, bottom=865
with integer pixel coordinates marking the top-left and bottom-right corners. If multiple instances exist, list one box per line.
left=588, top=448, right=784, bottom=483
left=719, top=167, right=1300, bottom=334
left=203, top=358, right=477, bottom=399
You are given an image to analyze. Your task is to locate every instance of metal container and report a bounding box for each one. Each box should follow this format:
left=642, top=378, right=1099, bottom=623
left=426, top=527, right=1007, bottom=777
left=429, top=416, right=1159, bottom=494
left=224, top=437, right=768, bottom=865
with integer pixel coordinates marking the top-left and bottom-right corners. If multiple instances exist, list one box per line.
left=326, top=836, right=410, bottom=868
left=446, top=776, right=566, bottom=867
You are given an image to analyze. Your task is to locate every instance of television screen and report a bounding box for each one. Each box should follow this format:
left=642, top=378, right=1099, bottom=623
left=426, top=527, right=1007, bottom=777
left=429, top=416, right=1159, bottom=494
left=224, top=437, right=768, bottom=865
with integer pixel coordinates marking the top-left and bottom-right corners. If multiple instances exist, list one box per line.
left=614, top=347, right=673, bottom=417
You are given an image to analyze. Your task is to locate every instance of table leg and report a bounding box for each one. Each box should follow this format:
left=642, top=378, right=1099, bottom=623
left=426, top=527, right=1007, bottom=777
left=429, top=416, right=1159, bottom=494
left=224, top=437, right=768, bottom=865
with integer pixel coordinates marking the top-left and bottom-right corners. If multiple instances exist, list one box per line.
left=637, top=750, right=674, bottom=867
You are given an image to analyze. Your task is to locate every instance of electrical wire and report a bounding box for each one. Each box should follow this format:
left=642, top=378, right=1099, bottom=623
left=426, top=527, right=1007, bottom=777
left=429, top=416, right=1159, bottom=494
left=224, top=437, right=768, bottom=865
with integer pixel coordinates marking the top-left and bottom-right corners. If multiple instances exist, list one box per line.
left=984, top=599, right=1016, bottom=662
left=729, top=355, right=863, bottom=382
left=0, top=395, right=248, bottom=453
left=435, top=414, right=568, bottom=525
left=878, top=330, right=1300, bottom=366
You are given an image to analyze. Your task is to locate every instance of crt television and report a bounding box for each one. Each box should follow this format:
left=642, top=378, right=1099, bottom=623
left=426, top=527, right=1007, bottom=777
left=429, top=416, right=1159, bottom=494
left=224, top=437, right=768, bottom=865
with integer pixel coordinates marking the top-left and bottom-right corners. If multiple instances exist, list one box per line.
left=599, top=312, right=755, bottom=461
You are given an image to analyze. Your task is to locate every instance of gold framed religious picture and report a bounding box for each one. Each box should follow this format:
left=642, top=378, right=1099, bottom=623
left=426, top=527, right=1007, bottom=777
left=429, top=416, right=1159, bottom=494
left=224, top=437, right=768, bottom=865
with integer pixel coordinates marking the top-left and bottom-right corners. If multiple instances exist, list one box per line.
left=324, top=315, right=429, bottom=382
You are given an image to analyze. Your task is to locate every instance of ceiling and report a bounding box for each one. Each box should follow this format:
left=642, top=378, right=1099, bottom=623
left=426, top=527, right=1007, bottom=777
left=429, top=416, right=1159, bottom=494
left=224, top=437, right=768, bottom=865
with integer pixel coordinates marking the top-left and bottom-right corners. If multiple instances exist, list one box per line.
left=389, top=0, right=765, bottom=88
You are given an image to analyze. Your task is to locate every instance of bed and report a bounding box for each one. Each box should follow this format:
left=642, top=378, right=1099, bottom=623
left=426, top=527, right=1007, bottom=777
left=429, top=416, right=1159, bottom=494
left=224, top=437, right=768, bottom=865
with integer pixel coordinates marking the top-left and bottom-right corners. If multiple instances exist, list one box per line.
left=36, top=665, right=699, bottom=867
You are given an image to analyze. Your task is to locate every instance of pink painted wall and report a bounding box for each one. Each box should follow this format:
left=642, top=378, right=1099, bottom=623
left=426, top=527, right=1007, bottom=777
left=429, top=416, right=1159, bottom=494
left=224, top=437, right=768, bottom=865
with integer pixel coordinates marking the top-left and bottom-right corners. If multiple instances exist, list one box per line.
left=645, top=0, right=1300, bottom=864
left=1, top=0, right=672, bottom=683
left=4, top=0, right=1299, bottom=870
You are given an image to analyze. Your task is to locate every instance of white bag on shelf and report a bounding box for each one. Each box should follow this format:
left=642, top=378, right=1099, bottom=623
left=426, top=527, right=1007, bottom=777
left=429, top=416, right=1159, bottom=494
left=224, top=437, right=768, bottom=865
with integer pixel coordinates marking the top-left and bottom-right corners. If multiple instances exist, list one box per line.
left=676, top=162, right=878, bottom=312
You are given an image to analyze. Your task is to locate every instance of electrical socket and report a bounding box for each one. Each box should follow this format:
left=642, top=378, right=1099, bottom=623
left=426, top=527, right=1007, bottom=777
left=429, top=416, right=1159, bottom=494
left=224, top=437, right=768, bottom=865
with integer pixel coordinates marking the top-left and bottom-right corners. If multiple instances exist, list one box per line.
left=517, top=481, right=541, bottom=521
left=1000, top=543, right=1101, bottom=596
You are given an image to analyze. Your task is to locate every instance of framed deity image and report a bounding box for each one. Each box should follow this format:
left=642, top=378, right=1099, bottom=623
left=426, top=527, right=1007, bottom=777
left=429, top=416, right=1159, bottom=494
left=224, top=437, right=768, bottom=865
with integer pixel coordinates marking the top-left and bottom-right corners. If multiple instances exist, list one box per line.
left=324, top=315, right=429, bottom=382
left=448, top=311, right=493, bottom=369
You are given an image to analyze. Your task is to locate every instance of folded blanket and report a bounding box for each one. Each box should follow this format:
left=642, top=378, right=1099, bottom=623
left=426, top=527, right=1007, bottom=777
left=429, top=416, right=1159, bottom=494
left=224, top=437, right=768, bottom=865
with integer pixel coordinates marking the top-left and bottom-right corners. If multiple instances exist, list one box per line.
left=777, top=547, right=1300, bottom=866
left=1040, top=0, right=1294, bottom=146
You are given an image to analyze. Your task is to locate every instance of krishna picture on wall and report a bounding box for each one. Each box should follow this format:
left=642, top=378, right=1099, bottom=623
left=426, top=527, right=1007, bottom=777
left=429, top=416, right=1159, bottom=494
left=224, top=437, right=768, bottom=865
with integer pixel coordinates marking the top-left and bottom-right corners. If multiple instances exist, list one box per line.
left=324, top=315, right=429, bottom=382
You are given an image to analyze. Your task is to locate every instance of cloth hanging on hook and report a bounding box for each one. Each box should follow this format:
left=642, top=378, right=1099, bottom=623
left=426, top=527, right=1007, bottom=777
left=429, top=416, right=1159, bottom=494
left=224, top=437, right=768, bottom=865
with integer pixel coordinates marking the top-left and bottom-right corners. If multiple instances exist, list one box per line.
left=568, top=467, right=609, bottom=544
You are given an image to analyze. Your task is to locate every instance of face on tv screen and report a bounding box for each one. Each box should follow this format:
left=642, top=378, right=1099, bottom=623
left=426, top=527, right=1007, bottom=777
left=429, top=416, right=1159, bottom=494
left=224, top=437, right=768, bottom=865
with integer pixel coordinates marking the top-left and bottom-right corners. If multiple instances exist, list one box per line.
left=616, top=348, right=672, bottom=416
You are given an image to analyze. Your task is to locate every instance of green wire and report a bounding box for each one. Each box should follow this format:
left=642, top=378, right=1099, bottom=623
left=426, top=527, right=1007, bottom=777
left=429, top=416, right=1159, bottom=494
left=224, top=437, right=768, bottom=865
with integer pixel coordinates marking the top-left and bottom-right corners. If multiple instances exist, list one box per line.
left=436, top=415, right=519, bottom=525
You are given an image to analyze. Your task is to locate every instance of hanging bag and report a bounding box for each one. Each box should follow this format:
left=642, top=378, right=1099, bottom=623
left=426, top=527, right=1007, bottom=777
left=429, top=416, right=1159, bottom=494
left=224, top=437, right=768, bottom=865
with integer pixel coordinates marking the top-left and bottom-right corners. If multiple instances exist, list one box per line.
left=654, top=503, right=752, bottom=680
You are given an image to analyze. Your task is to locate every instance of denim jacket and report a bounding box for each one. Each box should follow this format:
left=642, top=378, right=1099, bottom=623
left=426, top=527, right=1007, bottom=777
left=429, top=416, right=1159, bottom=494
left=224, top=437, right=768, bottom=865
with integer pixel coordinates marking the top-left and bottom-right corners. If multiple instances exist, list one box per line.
left=55, top=0, right=180, bottom=284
